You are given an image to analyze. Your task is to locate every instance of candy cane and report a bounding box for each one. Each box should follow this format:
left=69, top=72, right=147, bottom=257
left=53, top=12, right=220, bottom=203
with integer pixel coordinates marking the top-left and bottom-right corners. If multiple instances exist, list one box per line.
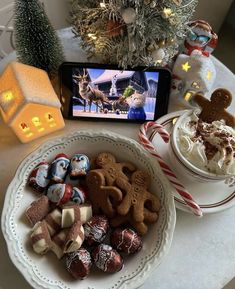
left=139, top=121, right=203, bottom=217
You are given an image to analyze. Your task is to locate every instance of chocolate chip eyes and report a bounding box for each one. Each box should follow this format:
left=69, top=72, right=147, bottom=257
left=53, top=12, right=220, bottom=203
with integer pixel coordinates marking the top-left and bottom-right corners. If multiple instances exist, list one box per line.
left=211, top=111, right=216, bottom=116
left=223, top=95, right=229, bottom=103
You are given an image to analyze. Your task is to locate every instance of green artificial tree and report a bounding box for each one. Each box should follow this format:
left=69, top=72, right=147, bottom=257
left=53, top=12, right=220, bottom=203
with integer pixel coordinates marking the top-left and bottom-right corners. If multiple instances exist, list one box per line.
left=14, top=0, right=64, bottom=76
left=70, top=0, right=198, bottom=68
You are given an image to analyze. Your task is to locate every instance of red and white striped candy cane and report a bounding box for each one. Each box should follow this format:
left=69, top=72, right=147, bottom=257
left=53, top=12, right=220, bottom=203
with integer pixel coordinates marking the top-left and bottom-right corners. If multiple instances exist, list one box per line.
left=139, top=121, right=203, bottom=217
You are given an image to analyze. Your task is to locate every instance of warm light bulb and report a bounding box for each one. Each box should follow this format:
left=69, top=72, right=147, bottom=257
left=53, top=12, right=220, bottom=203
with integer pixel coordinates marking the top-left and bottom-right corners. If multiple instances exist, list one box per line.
left=192, top=82, right=200, bottom=89
left=172, top=118, right=178, bottom=125
left=26, top=132, right=33, bottom=138
left=45, top=113, right=54, bottom=122
left=162, top=8, right=174, bottom=18
left=2, top=90, right=14, bottom=102
left=38, top=127, right=45, bottom=132
left=32, top=116, right=42, bottom=127
left=206, top=70, right=212, bottom=80
left=100, top=2, right=106, bottom=8
left=184, top=91, right=193, bottom=102
left=20, top=122, right=30, bottom=132
left=155, top=60, right=163, bottom=64
left=88, top=33, right=97, bottom=40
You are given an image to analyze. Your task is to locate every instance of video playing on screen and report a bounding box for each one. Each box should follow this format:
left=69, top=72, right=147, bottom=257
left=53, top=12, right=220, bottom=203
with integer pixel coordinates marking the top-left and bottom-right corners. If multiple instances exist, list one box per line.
left=72, top=68, right=159, bottom=121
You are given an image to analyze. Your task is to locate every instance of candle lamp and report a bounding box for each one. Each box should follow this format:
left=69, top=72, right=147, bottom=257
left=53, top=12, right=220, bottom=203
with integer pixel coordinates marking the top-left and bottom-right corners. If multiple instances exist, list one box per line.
left=0, top=62, right=65, bottom=143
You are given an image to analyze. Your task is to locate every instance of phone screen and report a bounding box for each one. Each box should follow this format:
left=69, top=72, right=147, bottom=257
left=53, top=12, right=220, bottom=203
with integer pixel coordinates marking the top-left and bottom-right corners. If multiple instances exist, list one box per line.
left=71, top=68, right=159, bottom=121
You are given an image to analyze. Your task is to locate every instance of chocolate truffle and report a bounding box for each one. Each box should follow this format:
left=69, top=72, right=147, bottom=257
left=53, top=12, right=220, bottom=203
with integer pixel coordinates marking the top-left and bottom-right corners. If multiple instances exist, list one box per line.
left=92, top=244, right=123, bottom=273
left=84, top=215, right=109, bottom=246
left=111, top=228, right=142, bottom=254
left=65, top=248, right=92, bottom=279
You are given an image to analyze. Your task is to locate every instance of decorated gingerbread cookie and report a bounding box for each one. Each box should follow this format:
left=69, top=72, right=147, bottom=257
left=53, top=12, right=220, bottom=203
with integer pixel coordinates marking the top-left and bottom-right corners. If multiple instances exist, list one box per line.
left=110, top=208, right=158, bottom=236
left=116, top=170, right=161, bottom=223
left=86, top=170, right=123, bottom=217
left=194, top=88, right=235, bottom=128
left=94, top=152, right=135, bottom=186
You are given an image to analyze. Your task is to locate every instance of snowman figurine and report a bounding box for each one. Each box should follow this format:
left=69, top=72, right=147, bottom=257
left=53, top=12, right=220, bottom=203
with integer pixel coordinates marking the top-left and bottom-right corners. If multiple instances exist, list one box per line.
left=183, top=20, right=218, bottom=57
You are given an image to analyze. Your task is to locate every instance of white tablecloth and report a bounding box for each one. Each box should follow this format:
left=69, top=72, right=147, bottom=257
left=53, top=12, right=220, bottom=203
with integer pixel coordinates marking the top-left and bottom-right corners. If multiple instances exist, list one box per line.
left=0, top=28, right=235, bottom=289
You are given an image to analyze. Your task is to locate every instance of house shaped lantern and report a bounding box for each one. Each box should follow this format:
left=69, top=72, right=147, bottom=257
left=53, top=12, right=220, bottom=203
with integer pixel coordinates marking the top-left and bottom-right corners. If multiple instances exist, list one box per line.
left=172, top=51, right=216, bottom=103
left=0, top=62, right=65, bottom=143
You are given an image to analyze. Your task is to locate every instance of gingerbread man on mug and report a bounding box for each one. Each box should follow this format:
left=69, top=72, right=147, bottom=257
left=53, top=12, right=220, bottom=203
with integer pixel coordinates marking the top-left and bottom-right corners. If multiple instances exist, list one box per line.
left=194, top=88, right=235, bottom=128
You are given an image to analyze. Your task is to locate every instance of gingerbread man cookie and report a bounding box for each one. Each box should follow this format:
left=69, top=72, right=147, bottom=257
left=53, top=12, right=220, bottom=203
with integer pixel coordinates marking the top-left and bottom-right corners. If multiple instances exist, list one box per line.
left=116, top=170, right=161, bottom=223
left=194, top=88, right=235, bottom=128
left=94, top=152, right=135, bottom=186
left=86, top=171, right=122, bottom=218
left=110, top=208, right=158, bottom=236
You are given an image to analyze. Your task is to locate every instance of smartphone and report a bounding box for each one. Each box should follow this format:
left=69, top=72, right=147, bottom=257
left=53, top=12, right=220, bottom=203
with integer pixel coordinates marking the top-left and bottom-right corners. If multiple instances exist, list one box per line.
left=59, top=62, right=171, bottom=122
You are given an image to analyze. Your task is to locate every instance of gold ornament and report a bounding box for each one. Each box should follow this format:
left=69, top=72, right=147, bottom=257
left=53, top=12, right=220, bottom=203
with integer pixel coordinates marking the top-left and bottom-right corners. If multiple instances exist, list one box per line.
left=121, top=8, right=136, bottom=24
left=158, top=40, right=166, bottom=48
left=151, top=48, right=166, bottom=63
left=165, top=38, right=176, bottom=46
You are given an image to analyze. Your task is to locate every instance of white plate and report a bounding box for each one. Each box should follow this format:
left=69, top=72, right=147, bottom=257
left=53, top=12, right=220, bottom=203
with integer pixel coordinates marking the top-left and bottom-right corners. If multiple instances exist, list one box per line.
left=1, top=130, right=176, bottom=289
left=150, top=111, right=235, bottom=214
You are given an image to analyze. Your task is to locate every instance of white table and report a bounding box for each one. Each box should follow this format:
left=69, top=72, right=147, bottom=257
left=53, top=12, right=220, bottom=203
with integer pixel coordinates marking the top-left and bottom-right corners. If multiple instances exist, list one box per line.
left=0, top=28, right=235, bottom=289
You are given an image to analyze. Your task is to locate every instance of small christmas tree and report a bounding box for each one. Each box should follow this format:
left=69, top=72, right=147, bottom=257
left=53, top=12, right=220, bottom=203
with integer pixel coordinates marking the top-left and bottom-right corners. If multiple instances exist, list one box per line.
left=70, top=0, right=198, bottom=68
left=14, top=0, right=64, bottom=75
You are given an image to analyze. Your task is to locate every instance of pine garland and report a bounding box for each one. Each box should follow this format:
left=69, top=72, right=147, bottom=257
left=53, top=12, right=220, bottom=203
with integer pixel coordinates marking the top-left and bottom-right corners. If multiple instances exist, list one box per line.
left=14, top=0, right=64, bottom=75
left=70, top=0, right=198, bottom=68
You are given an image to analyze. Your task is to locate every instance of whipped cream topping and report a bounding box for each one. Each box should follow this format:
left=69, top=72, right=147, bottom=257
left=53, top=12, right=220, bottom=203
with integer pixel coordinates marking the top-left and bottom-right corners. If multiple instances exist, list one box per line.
left=177, top=111, right=235, bottom=175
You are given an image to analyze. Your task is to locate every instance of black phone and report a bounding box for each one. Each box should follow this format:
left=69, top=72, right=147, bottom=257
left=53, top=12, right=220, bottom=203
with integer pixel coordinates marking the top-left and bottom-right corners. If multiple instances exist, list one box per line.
left=59, top=62, right=171, bottom=123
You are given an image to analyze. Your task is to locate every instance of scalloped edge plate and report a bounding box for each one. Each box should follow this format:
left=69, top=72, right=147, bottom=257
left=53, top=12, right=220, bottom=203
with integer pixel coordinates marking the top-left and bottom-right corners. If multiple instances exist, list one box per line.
left=1, top=130, right=176, bottom=289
